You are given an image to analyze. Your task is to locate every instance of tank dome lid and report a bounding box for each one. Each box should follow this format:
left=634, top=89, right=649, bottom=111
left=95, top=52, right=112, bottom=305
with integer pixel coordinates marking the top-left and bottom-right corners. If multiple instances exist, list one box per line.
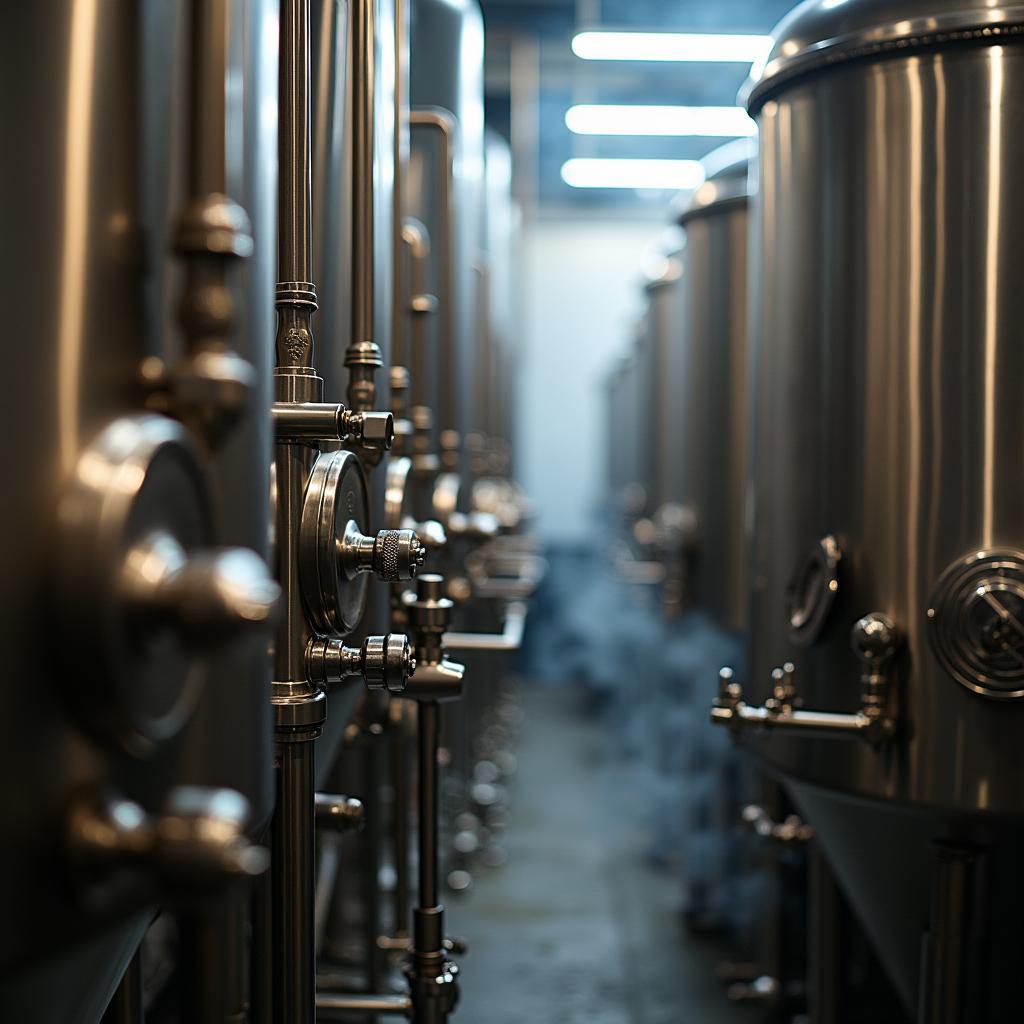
left=676, top=139, right=753, bottom=225
left=747, top=0, right=1024, bottom=113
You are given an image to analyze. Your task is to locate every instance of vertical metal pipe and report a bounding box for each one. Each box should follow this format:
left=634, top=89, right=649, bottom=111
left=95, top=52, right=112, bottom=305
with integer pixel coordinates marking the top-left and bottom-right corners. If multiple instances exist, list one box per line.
left=273, top=740, right=317, bottom=1024
left=179, top=907, right=229, bottom=1024
left=362, top=737, right=384, bottom=1014
left=273, top=440, right=314, bottom=683
left=351, top=0, right=376, bottom=350
left=418, top=701, right=439, bottom=911
left=918, top=842, right=987, bottom=1024
left=346, top=0, right=384, bottom=411
left=187, top=0, right=227, bottom=196
left=277, top=0, right=312, bottom=300
left=250, top=870, right=273, bottom=1024
left=807, top=845, right=841, bottom=1024
left=268, top=7, right=327, bottom=1024
left=392, top=703, right=411, bottom=940
left=276, top=0, right=317, bottom=372
left=392, top=0, right=409, bottom=367
left=101, top=948, right=143, bottom=1024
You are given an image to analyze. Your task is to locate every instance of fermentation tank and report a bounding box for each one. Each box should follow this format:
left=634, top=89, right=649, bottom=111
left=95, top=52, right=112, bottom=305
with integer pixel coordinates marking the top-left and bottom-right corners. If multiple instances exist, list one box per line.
left=2, top=1, right=278, bottom=1018
left=676, top=147, right=751, bottom=633
left=731, top=2, right=1024, bottom=1015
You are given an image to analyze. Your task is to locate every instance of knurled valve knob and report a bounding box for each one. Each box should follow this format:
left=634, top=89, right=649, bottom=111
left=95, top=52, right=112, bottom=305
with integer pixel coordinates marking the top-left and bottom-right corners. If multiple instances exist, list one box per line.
left=340, top=524, right=427, bottom=582
left=306, top=633, right=417, bottom=694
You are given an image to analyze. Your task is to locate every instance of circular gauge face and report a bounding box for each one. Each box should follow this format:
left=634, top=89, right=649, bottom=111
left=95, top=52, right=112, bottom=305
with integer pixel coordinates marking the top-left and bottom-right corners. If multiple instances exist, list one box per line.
left=785, top=534, right=842, bottom=645
left=299, top=449, right=370, bottom=636
left=58, top=414, right=212, bottom=756
left=928, top=549, right=1024, bottom=700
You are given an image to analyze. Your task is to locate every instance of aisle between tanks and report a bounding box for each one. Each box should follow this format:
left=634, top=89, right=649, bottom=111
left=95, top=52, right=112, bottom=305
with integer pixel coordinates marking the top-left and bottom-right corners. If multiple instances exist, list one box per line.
left=450, top=684, right=762, bottom=1024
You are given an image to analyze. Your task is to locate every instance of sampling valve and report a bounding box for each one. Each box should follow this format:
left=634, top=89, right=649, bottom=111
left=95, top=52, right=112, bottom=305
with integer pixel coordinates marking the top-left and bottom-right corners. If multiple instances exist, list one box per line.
left=339, top=525, right=427, bottom=584
left=710, top=613, right=899, bottom=747
left=306, top=633, right=417, bottom=695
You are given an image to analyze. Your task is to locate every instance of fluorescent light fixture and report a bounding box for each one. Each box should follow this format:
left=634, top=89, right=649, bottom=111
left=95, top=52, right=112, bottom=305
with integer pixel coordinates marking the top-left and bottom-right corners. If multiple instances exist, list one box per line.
left=561, top=158, right=705, bottom=191
left=572, top=31, right=771, bottom=64
left=565, top=104, right=755, bottom=138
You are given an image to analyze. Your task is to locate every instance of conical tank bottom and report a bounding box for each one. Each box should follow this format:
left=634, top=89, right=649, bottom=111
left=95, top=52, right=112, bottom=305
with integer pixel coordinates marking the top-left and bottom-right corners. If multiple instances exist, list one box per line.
left=786, top=777, right=1024, bottom=1021
left=786, top=779, right=932, bottom=1013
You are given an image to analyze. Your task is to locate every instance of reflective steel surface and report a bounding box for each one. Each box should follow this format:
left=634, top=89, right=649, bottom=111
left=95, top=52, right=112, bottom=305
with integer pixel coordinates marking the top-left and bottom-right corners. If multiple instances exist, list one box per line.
left=1, top=0, right=277, bottom=1014
left=749, top=36, right=1024, bottom=815
left=677, top=154, right=751, bottom=631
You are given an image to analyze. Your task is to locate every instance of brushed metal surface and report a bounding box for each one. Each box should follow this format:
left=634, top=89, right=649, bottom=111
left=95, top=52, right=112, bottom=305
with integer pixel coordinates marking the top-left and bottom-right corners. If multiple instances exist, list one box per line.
left=748, top=32, right=1024, bottom=816
left=0, top=0, right=276, bottom=1012
left=678, top=176, right=750, bottom=633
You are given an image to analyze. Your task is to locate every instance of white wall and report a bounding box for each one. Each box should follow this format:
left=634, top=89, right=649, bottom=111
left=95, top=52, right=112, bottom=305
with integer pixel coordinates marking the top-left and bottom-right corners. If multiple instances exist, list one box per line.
left=515, top=215, right=665, bottom=544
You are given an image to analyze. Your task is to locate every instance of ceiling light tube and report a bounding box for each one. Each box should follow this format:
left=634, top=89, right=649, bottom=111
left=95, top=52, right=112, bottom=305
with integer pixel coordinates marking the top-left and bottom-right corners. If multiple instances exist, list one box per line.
left=560, top=158, right=705, bottom=191
left=571, top=31, right=771, bottom=64
left=565, top=104, right=756, bottom=137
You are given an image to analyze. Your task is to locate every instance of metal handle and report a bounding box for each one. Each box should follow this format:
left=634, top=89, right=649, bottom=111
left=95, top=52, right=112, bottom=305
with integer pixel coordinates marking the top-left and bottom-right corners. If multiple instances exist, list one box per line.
left=410, top=109, right=458, bottom=443
left=402, top=218, right=438, bottom=414
left=444, top=601, right=527, bottom=652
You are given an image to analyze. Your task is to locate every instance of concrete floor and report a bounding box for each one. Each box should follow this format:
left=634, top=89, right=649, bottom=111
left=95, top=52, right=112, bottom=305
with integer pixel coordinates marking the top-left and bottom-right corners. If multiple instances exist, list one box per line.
left=447, top=685, right=752, bottom=1024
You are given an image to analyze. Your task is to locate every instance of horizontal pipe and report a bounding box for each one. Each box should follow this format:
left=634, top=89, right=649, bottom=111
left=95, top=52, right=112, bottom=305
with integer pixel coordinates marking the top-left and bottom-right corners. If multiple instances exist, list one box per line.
left=272, top=402, right=346, bottom=440
left=710, top=702, right=871, bottom=737
left=315, top=993, right=413, bottom=1018
left=444, top=601, right=527, bottom=652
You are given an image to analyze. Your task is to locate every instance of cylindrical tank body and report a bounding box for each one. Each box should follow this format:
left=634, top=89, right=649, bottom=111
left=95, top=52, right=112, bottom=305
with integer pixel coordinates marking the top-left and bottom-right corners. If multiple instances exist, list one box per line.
left=632, top=311, right=661, bottom=521
left=747, top=1, right=1024, bottom=1011
left=1, top=1, right=276, bottom=1017
left=643, top=259, right=684, bottom=522
left=677, top=147, right=751, bottom=633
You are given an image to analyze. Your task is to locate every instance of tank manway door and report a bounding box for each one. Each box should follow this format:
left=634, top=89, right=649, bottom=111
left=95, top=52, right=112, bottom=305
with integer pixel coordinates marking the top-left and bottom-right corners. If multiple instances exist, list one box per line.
left=928, top=549, right=1024, bottom=700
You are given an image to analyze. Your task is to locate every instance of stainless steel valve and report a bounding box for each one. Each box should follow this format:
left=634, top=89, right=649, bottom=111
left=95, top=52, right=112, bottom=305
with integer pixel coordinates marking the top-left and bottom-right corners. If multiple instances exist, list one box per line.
left=306, top=633, right=417, bottom=694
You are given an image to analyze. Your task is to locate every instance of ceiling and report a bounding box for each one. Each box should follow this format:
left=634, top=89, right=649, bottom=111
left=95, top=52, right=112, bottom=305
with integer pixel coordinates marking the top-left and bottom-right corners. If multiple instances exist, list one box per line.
left=478, top=0, right=795, bottom=211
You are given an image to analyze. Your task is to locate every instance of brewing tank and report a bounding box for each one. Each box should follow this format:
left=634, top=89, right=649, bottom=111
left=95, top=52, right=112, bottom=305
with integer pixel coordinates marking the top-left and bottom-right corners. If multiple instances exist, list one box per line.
left=1, top=1, right=277, bottom=1018
left=745, top=1, right=1024, bottom=1012
left=676, top=145, right=752, bottom=633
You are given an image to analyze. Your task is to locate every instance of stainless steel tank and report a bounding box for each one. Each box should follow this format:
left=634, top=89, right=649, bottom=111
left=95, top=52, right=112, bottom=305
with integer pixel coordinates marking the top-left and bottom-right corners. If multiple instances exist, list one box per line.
left=676, top=145, right=752, bottom=633
left=1, top=1, right=277, bottom=1018
left=736, top=2, right=1024, bottom=1014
